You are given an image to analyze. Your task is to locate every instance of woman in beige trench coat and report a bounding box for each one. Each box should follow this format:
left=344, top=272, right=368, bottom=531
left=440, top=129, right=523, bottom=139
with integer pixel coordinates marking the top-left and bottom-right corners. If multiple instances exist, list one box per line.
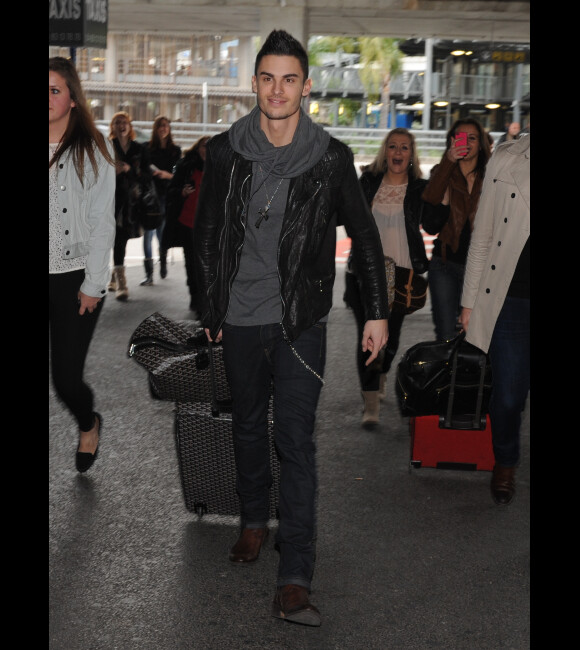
left=460, top=134, right=530, bottom=506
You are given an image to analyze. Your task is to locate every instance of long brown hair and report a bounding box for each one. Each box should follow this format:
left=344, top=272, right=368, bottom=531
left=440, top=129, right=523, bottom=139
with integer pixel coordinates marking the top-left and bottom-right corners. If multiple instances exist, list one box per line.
left=185, top=135, right=211, bottom=157
left=362, top=128, right=422, bottom=179
left=49, top=57, right=113, bottom=182
left=446, top=117, right=491, bottom=176
left=148, top=115, right=177, bottom=150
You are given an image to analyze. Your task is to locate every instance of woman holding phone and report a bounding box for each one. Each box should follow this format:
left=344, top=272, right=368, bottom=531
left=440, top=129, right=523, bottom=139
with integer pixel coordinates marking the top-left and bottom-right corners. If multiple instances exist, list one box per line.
left=421, top=117, right=491, bottom=342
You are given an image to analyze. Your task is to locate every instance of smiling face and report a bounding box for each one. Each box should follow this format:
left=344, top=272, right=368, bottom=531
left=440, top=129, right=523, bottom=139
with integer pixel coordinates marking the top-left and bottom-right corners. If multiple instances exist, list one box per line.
left=385, top=132, right=412, bottom=176
left=251, top=54, right=311, bottom=122
left=112, top=115, right=131, bottom=138
left=156, top=119, right=171, bottom=140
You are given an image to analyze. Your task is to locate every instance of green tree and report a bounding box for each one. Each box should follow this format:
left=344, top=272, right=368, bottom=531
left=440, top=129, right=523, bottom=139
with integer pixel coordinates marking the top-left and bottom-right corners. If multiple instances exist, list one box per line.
left=308, top=36, right=403, bottom=129
left=307, top=36, right=358, bottom=67
left=358, top=37, right=403, bottom=129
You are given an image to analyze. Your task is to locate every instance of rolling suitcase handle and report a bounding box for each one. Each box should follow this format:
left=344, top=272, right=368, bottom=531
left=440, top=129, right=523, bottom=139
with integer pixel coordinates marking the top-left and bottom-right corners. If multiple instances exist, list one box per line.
left=208, top=340, right=232, bottom=417
left=442, top=340, right=487, bottom=431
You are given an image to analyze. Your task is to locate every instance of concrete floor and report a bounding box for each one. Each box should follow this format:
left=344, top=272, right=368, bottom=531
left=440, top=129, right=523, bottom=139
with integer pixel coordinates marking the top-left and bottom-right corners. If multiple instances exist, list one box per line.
left=49, top=257, right=530, bottom=650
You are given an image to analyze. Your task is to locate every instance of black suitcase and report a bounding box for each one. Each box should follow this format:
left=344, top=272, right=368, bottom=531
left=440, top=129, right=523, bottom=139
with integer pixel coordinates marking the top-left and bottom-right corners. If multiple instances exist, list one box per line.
left=409, top=334, right=494, bottom=471
left=174, top=342, right=280, bottom=519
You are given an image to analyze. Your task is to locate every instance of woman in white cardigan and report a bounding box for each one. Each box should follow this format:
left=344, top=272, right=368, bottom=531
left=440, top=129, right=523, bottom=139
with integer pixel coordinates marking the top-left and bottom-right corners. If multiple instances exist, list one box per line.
left=460, top=134, right=530, bottom=505
left=49, top=56, right=116, bottom=473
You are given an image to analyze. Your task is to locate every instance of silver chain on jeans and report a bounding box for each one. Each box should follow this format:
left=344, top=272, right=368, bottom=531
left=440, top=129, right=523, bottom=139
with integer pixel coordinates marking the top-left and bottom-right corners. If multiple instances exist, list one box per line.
left=287, top=341, right=325, bottom=385
left=282, top=322, right=325, bottom=386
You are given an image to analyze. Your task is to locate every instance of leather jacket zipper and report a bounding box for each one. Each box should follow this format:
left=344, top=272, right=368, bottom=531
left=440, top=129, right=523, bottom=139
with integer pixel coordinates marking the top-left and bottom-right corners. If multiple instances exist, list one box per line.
left=278, top=178, right=323, bottom=339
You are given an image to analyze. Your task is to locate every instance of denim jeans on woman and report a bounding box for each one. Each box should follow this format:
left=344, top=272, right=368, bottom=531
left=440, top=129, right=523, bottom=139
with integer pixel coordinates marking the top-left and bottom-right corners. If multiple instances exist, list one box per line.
left=221, top=321, right=326, bottom=591
left=488, top=296, right=530, bottom=467
left=428, top=254, right=465, bottom=341
left=143, top=195, right=166, bottom=259
left=143, top=220, right=166, bottom=258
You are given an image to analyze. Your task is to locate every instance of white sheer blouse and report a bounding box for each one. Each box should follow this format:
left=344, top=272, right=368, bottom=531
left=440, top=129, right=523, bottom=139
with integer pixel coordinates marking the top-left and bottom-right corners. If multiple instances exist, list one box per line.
left=370, top=178, right=412, bottom=269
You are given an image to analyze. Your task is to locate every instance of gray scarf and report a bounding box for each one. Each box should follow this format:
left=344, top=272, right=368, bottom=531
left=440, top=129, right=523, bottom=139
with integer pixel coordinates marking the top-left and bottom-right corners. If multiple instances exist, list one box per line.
left=228, top=105, right=330, bottom=179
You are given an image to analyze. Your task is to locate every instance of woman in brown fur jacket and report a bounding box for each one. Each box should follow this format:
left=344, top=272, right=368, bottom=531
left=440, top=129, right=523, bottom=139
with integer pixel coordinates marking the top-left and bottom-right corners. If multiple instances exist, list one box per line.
left=421, top=117, right=491, bottom=341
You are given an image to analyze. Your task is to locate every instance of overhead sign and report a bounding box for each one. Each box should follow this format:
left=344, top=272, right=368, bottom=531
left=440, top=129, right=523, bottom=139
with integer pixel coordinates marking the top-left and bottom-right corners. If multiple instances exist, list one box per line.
left=49, top=0, right=108, bottom=49
left=480, top=50, right=529, bottom=64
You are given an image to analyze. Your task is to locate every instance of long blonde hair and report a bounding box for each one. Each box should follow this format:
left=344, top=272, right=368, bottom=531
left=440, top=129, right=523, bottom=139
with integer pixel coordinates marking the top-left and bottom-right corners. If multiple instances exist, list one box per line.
left=362, top=128, right=422, bottom=179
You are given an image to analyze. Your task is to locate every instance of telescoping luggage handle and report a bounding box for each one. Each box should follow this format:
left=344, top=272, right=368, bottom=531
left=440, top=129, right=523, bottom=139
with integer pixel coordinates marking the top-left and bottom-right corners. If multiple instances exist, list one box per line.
left=208, top=340, right=232, bottom=417
left=442, top=333, right=488, bottom=431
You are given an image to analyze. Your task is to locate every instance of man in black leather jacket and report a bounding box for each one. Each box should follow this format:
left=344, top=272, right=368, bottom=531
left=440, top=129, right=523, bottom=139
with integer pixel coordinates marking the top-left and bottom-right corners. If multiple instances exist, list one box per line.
left=193, top=30, right=388, bottom=627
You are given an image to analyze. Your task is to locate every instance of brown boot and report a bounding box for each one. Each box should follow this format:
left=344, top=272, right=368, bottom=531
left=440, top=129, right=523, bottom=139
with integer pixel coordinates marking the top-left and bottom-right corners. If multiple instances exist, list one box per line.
left=107, top=270, right=117, bottom=292
left=378, top=373, right=387, bottom=401
left=228, top=527, right=269, bottom=563
left=491, top=465, right=516, bottom=505
left=114, top=265, right=129, bottom=301
left=272, top=585, right=321, bottom=627
left=361, top=390, right=380, bottom=429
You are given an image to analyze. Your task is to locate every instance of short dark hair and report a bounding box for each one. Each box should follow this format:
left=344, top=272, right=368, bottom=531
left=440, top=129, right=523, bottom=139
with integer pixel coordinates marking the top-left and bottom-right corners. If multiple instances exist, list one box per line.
left=254, top=30, right=309, bottom=80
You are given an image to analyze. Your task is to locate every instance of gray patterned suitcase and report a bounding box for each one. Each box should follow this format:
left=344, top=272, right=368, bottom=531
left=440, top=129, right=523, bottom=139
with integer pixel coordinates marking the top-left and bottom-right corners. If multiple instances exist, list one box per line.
left=174, top=398, right=280, bottom=518
left=174, top=342, right=280, bottom=519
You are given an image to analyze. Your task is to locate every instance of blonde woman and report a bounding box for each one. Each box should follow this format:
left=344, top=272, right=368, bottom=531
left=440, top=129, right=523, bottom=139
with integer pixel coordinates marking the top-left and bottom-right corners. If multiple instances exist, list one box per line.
left=345, top=128, right=449, bottom=427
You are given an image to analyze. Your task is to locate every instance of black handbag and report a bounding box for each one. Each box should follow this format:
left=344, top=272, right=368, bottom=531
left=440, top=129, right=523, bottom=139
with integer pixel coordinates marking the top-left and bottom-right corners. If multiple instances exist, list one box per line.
left=395, top=331, right=492, bottom=422
left=127, top=312, right=231, bottom=405
left=132, top=179, right=163, bottom=230
left=391, top=266, right=428, bottom=314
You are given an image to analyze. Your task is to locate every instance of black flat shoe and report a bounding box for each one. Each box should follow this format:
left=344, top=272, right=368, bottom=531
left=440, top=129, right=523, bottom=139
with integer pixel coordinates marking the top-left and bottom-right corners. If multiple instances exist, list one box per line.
left=76, top=412, right=102, bottom=473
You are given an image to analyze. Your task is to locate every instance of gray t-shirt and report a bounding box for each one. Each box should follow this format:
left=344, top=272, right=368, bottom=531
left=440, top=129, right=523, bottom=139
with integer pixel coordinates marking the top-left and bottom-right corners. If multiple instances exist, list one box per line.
left=226, top=162, right=289, bottom=326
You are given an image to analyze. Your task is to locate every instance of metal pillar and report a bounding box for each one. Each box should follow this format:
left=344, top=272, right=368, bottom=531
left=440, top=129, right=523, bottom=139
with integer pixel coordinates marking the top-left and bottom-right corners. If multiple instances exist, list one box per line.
left=422, top=38, right=433, bottom=130
left=512, top=63, right=523, bottom=124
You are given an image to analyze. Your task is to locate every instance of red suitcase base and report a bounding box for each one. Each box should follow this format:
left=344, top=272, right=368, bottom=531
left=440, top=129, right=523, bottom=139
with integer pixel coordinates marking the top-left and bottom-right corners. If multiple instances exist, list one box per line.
left=410, top=415, right=494, bottom=471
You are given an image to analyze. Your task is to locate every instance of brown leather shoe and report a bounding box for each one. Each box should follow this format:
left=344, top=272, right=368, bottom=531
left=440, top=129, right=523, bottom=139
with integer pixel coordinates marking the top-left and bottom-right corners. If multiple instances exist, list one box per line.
left=228, top=527, right=269, bottom=563
left=491, top=465, right=516, bottom=505
left=271, top=584, right=321, bottom=627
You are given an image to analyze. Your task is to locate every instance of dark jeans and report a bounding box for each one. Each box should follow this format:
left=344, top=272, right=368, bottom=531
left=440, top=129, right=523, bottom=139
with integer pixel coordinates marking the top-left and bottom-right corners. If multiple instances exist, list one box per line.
left=143, top=219, right=166, bottom=259
left=113, top=226, right=131, bottom=267
left=49, top=269, right=104, bottom=432
left=177, top=221, right=197, bottom=305
left=344, top=270, right=405, bottom=391
left=428, top=255, right=465, bottom=341
left=488, top=296, right=530, bottom=467
left=221, top=321, right=326, bottom=590
left=143, top=195, right=167, bottom=259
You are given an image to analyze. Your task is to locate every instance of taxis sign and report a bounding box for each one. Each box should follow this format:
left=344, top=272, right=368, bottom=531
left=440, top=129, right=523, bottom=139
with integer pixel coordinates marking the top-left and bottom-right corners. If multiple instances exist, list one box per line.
left=49, top=0, right=108, bottom=48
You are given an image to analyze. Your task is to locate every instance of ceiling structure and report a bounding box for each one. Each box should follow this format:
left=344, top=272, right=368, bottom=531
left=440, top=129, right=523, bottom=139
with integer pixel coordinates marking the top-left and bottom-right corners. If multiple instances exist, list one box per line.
left=107, top=0, right=531, bottom=44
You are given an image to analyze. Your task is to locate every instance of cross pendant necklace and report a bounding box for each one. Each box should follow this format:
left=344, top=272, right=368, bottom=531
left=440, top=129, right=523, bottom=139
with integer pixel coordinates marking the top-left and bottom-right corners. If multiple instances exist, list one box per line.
left=255, top=167, right=283, bottom=228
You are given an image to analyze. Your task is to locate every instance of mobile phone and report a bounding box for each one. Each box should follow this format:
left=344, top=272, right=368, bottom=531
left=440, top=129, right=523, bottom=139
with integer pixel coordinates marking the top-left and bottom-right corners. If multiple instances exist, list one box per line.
left=150, top=164, right=160, bottom=172
left=454, top=132, right=468, bottom=148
